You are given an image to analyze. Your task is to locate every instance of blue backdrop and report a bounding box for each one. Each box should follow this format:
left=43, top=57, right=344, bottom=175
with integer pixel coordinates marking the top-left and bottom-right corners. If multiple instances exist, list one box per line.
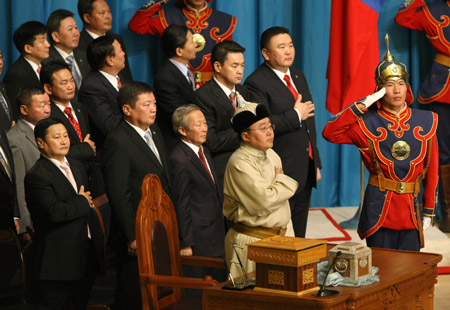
left=0, top=0, right=437, bottom=208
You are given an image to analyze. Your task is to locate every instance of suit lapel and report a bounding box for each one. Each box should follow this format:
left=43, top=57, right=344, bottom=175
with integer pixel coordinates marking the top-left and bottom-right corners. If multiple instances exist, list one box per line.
left=17, top=120, right=38, bottom=149
left=262, top=63, right=297, bottom=104
left=68, top=158, right=85, bottom=191
left=167, top=61, right=193, bottom=90
left=50, top=102, right=81, bottom=142
left=123, top=122, right=165, bottom=172
left=0, top=84, right=13, bottom=121
left=0, top=133, right=14, bottom=182
left=18, top=56, right=40, bottom=84
left=179, top=142, right=217, bottom=191
left=73, top=49, right=89, bottom=78
left=96, top=71, right=118, bottom=98
left=209, top=79, right=235, bottom=117
left=40, top=156, right=77, bottom=193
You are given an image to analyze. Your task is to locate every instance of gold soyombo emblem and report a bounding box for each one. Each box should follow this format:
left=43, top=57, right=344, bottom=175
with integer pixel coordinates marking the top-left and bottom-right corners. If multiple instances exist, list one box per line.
left=391, top=141, right=410, bottom=160
left=193, top=33, right=206, bottom=52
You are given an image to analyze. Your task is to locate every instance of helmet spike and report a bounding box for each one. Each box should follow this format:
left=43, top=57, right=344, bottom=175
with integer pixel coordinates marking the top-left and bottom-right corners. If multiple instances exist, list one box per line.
left=384, top=34, right=394, bottom=62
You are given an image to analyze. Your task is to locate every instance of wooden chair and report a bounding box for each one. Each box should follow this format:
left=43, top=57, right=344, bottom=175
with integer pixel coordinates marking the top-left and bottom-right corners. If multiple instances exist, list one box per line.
left=136, top=174, right=226, bottom=310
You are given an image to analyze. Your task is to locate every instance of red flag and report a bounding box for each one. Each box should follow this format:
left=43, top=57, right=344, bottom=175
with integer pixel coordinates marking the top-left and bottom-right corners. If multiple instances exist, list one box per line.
left=326, top=0, right=384, bottom=114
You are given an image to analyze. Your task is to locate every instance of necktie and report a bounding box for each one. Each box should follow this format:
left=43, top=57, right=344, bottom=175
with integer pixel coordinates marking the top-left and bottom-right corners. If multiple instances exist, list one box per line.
left=229, top=91, right=236, bottom=110
left=64, top=107, right=83, bottom=142
left=66, top=55, right=82, bottom=89
left=37, top=65, right=42, bottom=77
left=198, top=147, right=214, bottom=183
left=59, top=161, right=78, bottom=192
left=144, top=130, right=162, bottom=165
left=117, top=77, right=122, bottom=89
left=187, top=67, right=196, bottom=90
left=0, top=148, right=12, bottom=181
left=60, top=161, right=91, bottom=238
left=284, top=74, right=313, bottom=160
left=0, top=92, right=11, bottom=121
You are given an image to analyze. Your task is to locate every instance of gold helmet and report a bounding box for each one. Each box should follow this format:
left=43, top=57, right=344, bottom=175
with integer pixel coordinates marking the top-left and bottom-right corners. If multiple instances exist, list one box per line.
left=375, top=34, right=409, bottom=86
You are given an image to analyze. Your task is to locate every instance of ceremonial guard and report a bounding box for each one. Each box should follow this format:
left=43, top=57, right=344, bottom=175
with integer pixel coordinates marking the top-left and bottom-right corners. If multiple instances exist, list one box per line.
left=129, top=0, right=236, bottom=85
left=395, top=0, right=450, bottom=232
left=322, top=36, right=439, bottom=251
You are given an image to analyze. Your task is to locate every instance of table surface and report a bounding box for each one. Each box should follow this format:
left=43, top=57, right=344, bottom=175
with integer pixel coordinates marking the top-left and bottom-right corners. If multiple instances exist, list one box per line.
left=202, top=247, right=443, bottom=310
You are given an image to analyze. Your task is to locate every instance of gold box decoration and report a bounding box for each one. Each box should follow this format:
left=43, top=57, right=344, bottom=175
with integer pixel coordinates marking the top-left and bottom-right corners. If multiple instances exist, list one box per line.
left=247, top=236, right=326, bottom=295
left=328, top=242, right=372, bottom=284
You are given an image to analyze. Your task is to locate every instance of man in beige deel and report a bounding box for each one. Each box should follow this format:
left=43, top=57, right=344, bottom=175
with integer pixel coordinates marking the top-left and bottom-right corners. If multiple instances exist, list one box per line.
left=223, top=97, right=298, bottom=278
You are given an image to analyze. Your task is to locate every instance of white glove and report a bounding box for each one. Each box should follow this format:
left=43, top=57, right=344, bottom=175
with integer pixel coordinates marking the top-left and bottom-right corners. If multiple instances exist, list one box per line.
left=358, top=88, right=386, bottom=109
left=423, top=216, right=432, bottom=230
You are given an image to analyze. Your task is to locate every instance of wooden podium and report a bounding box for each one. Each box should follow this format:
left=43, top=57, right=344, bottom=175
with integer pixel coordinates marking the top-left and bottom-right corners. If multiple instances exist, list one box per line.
left=203, top=246, right=442, bottom=310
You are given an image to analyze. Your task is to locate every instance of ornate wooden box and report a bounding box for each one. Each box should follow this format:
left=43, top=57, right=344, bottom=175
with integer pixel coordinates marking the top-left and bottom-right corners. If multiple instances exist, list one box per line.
left=328, top=242, right=372, bottom=284
left=247, top=236, right=326, bottom=295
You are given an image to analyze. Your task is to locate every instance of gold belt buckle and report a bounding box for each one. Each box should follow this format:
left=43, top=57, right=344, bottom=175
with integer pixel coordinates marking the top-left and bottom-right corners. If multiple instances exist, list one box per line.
left=397, top=182, right=406, bottom=194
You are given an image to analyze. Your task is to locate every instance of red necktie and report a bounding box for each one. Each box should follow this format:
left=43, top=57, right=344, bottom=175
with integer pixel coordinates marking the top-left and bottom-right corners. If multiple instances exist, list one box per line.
left=117, top=77, right=122, bottom=89
left=37, top=65, right=42, bottom=76
left=64, top=107, right=83, bottom=142
left=283, top=74, right=313, bottom=160
left=229, top=91, right=236, bottom=110
left=198, top=148, right=215, bottom=183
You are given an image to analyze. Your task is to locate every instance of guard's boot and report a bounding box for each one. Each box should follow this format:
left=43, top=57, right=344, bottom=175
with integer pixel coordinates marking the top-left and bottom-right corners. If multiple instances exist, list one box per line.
left=438, top=165, right=450, bottom=232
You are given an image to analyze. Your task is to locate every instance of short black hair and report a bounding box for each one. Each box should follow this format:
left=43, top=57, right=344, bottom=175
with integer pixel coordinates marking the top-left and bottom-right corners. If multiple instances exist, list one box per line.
left=46, top=9, right=76, bottom=43
left=40, top=60, right=72, bottom=87
left=161, top=24, right=189, bottom=58
left=210, top=41, right=245, bottom=70
left=260, top=26, right=290, bottom=50
left=17, top=88, right=46, bottom=108
left=118, top=81, right=154, bottom=110
left=87, top=34, right=115, bottom=70
left=13, top=21, right=47, bottom=54
left=34, top=117, right=65, bottom=143
left=78, top=0, right=96, bottom=25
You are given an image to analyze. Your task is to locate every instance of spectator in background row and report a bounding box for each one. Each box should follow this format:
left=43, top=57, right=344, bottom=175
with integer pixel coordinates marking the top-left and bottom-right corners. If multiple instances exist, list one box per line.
left=7, top=88, right=51, bottom=240
left=44, top=9, right=90, bottom=102
left=153, top=24, right=197, bottom=152
left=0, top=49, right=15, bottom=130
left=3, top=21, right=50, bottom=113
left=77, top=0, right=133, bottom=82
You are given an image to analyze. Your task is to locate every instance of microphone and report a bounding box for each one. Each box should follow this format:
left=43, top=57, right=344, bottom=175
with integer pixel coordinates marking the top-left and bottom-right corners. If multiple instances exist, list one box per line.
left=316, top=251, right=342, bottom=297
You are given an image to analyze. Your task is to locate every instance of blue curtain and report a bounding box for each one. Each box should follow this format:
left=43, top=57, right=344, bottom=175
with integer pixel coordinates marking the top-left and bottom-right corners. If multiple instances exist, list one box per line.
left=0, top=0, right=436, bottom=207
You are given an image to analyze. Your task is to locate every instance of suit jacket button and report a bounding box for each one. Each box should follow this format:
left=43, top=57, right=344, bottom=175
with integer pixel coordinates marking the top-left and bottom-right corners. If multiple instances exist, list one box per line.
left=306, top=147, right=309, bottom=153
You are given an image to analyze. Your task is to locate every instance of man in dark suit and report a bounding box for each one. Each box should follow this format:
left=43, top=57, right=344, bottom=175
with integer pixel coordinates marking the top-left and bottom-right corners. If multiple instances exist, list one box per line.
left=76, top=0, right=132, bottom=82
left=25, top=118, right=100, bottom=310
left=7, top=88, right=51, bottom=239
left=244, top=27, right=321, bottom=238
left=102, top=81, right=171, bottom=310
left=79, top=35, right=125, bottom=149
left=41, top=60, right=110, bottom=249
left=3, top=21, right=50, bottom=112
left=0, top=128, right=19, bottom=232
left=192, top=41, right=250, bottom=190
left=44, top=9, right=90, bottom=101
left=169, top=104, right=226, bottom=284
left=154, top=24, right=197, bottom=152
left=41, top=61, right=95, bottom=164
left=0, top=49, right=16, bottom=130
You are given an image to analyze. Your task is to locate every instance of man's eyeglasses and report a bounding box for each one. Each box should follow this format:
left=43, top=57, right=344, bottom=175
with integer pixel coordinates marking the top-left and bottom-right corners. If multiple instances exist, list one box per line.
left=247, top=124, right=275, bottom=133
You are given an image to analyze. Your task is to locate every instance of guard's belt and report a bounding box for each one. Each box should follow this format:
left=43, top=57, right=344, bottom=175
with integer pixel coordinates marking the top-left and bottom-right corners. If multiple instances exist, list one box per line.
left=368, top=174, right=421, bottom=195
left=434, top=53, right=450, bottom=67
left=233, top=222, right=287, bottom=239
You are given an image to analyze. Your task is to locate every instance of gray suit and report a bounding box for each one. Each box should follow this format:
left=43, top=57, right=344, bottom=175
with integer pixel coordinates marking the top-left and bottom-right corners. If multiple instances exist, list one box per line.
left=7, top=119, right=40, bottom=233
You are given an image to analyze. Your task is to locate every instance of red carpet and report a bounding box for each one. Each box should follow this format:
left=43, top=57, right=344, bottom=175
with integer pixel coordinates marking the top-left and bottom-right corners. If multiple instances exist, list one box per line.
left=307, top=208, right=352, bottom=242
